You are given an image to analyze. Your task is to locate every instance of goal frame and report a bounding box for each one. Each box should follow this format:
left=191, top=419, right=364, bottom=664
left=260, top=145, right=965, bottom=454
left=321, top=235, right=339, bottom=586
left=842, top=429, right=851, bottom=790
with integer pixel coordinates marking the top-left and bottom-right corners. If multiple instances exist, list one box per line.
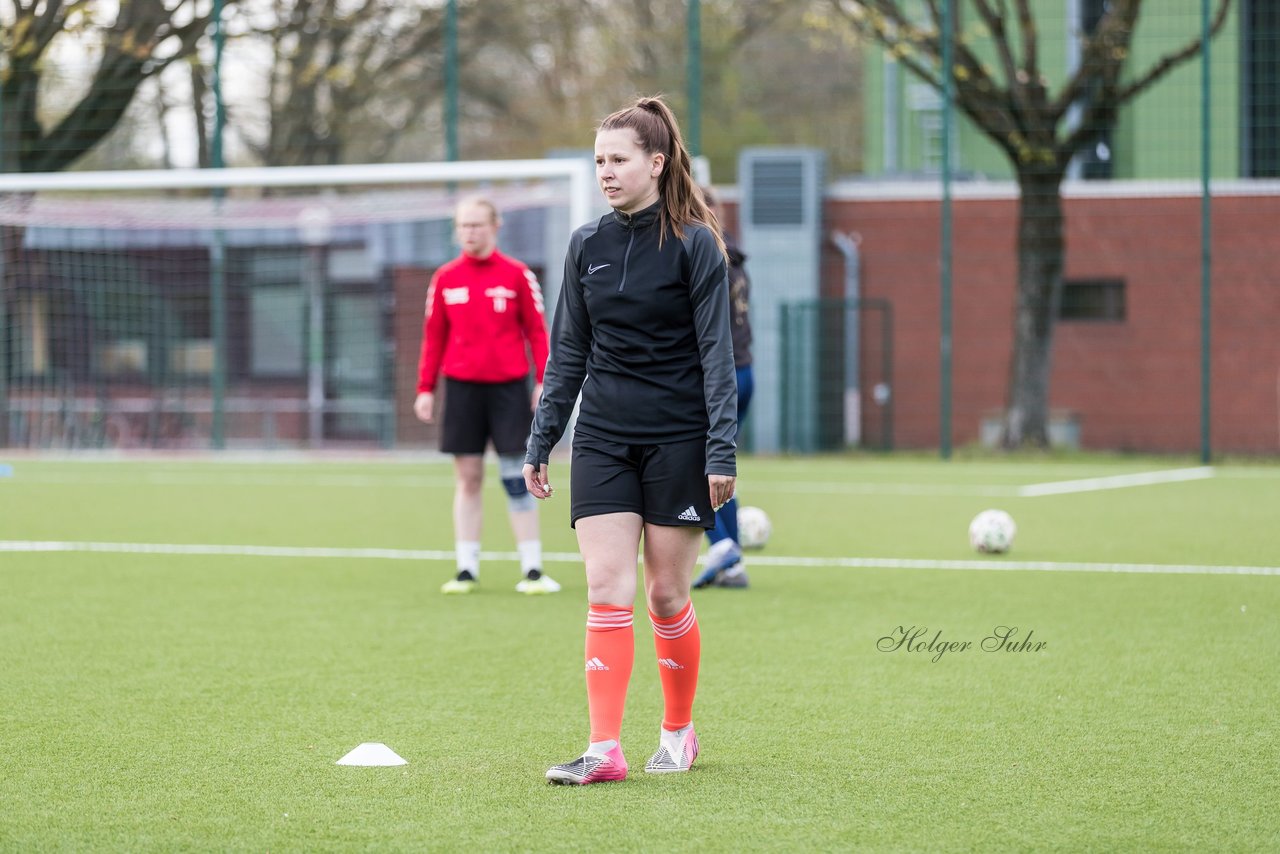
left=0, top=158, right=597, bottom=450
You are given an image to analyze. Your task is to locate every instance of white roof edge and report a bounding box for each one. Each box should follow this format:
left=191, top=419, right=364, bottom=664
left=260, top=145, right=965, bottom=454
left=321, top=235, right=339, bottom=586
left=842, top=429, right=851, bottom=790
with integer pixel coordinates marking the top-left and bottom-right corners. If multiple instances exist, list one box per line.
left=0, top=159, right=588, bottom=193
left=824, top=178, right=1280, bottom=202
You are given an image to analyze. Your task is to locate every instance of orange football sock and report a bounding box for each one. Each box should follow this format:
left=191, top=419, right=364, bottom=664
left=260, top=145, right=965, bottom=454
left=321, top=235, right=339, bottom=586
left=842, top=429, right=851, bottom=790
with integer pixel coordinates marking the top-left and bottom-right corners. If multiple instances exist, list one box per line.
left=650, top=599, right=701, bottom=731
left=585, top=604, right=635, bottom=744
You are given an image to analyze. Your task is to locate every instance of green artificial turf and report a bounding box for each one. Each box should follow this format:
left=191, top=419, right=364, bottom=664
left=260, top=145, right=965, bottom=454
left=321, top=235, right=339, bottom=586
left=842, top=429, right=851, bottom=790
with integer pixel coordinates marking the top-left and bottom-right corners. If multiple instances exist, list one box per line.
left=2, top=455, right=1278, bottom=851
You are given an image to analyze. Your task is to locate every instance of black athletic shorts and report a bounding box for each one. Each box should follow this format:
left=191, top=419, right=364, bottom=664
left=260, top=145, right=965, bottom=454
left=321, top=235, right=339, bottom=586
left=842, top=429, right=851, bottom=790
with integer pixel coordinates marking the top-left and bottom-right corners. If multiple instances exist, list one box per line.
left=569, top=431, right=714, bottom=530
left=440, top=377, right=532, bottom=455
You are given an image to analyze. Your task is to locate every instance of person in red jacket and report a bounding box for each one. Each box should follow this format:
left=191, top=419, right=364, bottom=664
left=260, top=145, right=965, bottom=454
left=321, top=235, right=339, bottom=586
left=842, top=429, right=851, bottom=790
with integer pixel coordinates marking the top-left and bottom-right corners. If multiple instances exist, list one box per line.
left=415, top=196, right=559, bottom=595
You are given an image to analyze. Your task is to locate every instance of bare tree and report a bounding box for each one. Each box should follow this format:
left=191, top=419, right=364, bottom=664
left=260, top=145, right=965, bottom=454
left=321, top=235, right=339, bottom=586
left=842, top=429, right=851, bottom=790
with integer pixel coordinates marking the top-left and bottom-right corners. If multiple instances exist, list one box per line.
left=833, top=0, right=1231, bottom=448
left=233, top=0, right=473, bottom=166
left=189, top=54, right=213, bottom=168
left=469, top=0, right=807, bottom=169
left=0, top=0, right=231, bottom=173
left=157, top=0, right=850, bottom=173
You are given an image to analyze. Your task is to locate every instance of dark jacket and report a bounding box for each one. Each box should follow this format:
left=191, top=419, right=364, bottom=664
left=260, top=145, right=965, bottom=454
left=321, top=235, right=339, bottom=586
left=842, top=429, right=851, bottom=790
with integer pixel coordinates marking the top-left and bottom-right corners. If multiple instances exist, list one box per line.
left=725, top=234, right=752, bottom=368
left=525, top=201, right=737, bottom=475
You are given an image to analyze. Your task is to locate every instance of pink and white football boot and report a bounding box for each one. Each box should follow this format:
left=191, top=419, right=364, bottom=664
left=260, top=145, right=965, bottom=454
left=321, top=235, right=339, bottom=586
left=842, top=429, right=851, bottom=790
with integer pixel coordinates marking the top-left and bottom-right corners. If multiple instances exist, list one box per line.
left=545, top=744, right=628, bottom=785
left=644, top=725, right=699, bottom=774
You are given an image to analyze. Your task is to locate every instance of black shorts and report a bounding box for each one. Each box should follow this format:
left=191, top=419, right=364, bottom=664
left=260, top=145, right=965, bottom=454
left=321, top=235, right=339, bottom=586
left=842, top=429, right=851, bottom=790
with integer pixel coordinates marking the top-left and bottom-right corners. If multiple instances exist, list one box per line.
left=569, top=432, right=714, bottom=529
left=440, top=377, right=532, bottom=455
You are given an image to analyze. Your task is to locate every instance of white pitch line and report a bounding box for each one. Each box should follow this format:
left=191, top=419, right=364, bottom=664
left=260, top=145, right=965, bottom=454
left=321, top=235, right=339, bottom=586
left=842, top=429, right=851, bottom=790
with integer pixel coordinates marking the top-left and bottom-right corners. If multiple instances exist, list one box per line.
left=741, top=554, right=1280, bottom=576
left=768, top=481, right=1020, bottom=497
left=0, top=540, right=460, bottom=560
left=2, top=472, right=1022, bottom=496
left=2, top=467, right=1238, bottom=497
left=1018, top=466, right=1215, bottom=497
left=2, top=540, right=1276, bottom=577
left=0, top=472, right=458, bottom=488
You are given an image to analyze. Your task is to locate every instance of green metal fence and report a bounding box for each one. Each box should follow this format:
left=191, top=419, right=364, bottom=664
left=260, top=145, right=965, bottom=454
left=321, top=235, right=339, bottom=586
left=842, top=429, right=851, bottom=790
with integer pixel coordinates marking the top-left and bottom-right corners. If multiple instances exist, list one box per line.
left=779, top=298, right=894, bottom=453
left=1, top=3, right=1277, bottom=455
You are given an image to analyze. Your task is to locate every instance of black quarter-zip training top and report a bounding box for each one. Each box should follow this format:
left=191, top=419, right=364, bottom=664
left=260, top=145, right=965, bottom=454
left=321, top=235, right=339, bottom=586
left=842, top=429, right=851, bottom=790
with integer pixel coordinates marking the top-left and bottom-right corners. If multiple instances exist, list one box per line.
left=525, top=200, right=737, bottom=476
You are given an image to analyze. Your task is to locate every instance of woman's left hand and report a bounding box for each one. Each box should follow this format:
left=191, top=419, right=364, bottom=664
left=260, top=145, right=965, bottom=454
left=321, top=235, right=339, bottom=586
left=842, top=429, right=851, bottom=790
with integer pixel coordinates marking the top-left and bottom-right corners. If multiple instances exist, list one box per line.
left=524, top=463, right=554, bottom=500
left=708, top=474, right=736, bottom=512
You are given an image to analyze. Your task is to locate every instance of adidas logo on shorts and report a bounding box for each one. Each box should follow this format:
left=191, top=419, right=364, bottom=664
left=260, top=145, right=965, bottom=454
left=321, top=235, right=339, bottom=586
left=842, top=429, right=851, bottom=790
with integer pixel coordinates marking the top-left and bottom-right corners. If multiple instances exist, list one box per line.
left=677, top=506, right=701, bottom=522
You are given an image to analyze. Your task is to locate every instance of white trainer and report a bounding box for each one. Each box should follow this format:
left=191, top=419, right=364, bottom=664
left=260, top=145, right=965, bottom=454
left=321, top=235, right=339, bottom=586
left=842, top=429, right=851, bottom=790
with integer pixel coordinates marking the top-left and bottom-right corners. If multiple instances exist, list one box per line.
left=441, top=570, right=477, bottom=595
left=516, top=570, right=561, bottom=595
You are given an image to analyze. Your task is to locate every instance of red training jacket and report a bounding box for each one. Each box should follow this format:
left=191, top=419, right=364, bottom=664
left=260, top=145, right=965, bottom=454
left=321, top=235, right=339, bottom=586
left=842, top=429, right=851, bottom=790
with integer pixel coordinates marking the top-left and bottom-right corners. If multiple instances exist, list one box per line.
left=416, top=250, right=550, bottom=393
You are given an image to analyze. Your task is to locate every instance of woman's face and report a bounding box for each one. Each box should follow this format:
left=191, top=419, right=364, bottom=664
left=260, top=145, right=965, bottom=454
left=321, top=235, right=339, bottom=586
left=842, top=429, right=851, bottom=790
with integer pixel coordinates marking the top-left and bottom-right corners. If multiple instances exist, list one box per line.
left=595, top=128, right=663, bottom=215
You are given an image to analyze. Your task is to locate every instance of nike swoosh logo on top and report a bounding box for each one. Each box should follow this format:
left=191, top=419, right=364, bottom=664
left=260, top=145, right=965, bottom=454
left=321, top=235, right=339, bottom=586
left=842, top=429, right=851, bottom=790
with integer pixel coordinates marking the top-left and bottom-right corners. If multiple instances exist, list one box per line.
left=587, top=263, right=611, bottom=274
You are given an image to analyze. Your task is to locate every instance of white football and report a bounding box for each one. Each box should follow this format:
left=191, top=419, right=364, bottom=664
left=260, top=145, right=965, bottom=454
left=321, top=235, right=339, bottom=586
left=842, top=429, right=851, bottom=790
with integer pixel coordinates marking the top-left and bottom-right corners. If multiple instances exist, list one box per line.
left=968, top=509, right=1017, bottom=554
left=737, top=505, right=772, bottom=549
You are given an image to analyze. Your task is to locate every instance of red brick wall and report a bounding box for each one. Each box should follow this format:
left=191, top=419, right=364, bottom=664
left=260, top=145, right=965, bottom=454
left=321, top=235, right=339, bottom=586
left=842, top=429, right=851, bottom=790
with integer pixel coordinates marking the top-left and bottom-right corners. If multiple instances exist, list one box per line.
left=391, top=266, right=439, bottom=446
left=816, top=190, right=1280, bottom=454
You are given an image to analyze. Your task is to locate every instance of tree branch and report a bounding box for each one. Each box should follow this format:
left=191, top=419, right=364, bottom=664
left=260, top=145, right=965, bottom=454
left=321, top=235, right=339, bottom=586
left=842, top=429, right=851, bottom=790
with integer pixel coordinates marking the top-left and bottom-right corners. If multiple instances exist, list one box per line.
left=1049, top=0, right=1140, bottom=119
left=30, top=0, right=68, bottom=55
left=725, top=0, right=794, bottom=53
left=1057, top=97, right=1115, bottom=162
left=921, top=0, right=942, bottom=33
left=840, top=1, right=1023, bottom=153
left=1014, top=0, right=1038, bottom=88
left=972, top=0, right=1020, bottom=95
left=959, top=0, right=1038, bottom=126
left=1116, top=0, right=1231, bottom=102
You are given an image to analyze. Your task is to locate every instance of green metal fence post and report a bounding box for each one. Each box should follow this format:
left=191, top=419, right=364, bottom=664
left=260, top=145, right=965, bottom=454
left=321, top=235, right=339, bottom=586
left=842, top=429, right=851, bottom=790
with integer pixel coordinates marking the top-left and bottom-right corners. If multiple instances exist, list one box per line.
left=687, top=0, right=702, bottom=157
left=883, top=299, right=894, bottom=452
left=209, top=0, right=227, bottom=449
left=445, top=0, right=459, bottom=161
left=780, top=303, right=790, bottom=451
left=0, top=59, right=8, bottom=446
left=0, top=246, right=7, bottom=447
left=939, top=0, right=954, bottom=459
left=1199, top=0, right=1212, bottom=463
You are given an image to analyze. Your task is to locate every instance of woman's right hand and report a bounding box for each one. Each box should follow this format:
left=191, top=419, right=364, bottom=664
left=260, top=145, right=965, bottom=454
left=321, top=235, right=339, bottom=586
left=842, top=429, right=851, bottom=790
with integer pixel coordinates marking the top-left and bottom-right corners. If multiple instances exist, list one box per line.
left=413, top=392, right=434, bottom=423
left=523, top=463, right=554, bottom=500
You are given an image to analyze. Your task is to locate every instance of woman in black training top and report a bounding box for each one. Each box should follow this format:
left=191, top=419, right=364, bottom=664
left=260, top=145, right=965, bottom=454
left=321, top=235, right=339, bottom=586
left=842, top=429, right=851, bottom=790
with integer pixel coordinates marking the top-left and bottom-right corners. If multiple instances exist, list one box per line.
left=523, top=96, right=737, bottom=785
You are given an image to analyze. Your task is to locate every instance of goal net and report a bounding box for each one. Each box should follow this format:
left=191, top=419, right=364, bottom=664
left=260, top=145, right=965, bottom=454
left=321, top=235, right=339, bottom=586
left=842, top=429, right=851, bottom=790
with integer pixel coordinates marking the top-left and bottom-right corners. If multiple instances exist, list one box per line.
left=0, top=159, right=595, bottom=451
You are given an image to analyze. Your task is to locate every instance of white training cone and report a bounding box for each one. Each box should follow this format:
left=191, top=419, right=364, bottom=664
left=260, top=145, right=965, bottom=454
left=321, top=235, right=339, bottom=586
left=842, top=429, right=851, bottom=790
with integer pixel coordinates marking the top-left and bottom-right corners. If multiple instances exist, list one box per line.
left=335, top=742, right=407, bottom=766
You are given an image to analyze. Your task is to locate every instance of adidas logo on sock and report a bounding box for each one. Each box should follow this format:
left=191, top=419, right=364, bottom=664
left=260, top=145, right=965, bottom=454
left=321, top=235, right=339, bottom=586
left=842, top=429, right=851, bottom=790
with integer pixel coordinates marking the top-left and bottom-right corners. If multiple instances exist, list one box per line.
left=658, top=657, right=684, bottom=670
left=585, top=656, right=609, bottom=671
left=677, top=506, right=701, bottom=522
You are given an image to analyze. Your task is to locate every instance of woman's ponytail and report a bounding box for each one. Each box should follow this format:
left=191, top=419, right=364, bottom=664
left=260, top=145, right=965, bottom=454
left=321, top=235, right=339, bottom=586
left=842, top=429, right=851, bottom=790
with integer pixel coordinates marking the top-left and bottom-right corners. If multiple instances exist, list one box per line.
left=599, top=96, right=726, bottom=258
